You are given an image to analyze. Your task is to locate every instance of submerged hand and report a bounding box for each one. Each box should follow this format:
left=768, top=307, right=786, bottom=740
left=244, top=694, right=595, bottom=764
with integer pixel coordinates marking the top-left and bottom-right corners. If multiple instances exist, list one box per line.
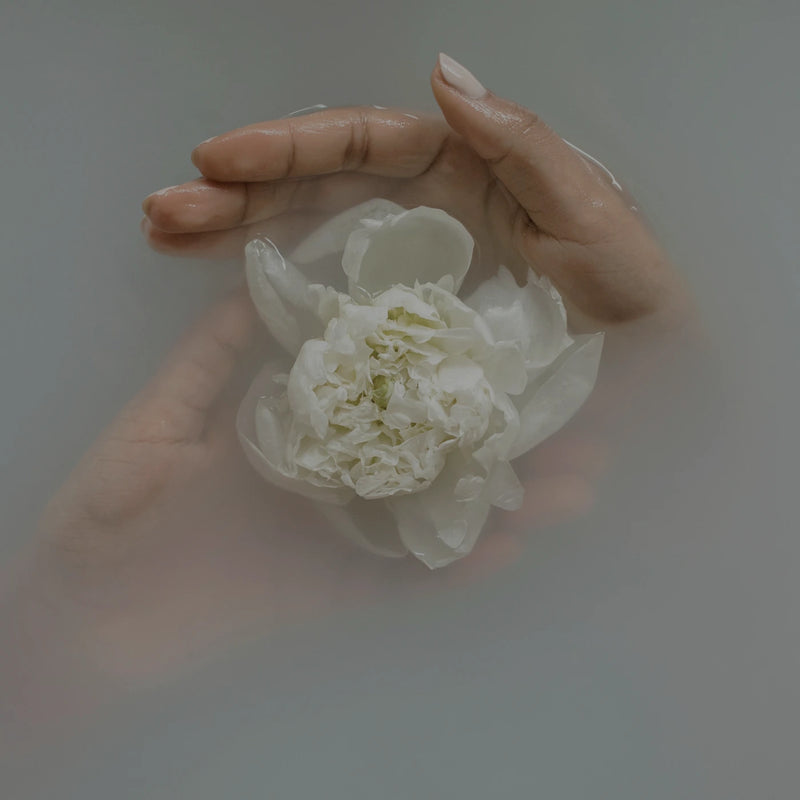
left=18, top=289, right=518, bottom=689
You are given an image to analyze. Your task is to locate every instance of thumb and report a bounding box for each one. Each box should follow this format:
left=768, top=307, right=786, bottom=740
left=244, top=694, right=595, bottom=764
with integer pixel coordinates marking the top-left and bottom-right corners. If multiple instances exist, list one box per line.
left=431, top=53, right=625, bottom=244
left=430, top=54, right=694, bottom=328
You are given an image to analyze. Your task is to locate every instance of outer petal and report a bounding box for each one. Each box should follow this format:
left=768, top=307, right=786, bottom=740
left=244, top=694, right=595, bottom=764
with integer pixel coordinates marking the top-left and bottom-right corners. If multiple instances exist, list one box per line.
left=466, top=267, right=573, bottom=372
left=508, top=333, right=604, bottom=460
left=245, top=237, right=342, bottom=356
left=483, top=460, right=525, bottom=510
left=341, top=206, right=474, bottom=296
left=389, top=496, right=491, bottom=570
left=387, top=454, right=522, bottom=569
left=317, top=499, right=408, bottom=558
left=236, top=365, right=353, bottom=505
left=290, top=198, right=407, bottom=265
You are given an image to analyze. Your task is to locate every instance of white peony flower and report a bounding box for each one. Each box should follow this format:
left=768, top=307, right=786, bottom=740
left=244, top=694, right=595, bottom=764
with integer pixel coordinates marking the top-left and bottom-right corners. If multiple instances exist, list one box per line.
left=238, top=199, right=603, bottom=568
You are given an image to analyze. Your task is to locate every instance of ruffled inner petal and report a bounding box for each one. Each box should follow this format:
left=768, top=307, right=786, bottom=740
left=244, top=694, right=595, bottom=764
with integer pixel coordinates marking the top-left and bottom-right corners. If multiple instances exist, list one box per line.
left=236, top=364, right=353, bottom=505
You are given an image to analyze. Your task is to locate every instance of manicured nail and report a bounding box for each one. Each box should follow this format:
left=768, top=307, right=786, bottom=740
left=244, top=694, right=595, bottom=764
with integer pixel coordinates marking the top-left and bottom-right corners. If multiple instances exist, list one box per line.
left=142, top=185, right=179, bottom=215
left=191, top=137, right=217, bottom=166
left=438, top=53, right=486, bottom=99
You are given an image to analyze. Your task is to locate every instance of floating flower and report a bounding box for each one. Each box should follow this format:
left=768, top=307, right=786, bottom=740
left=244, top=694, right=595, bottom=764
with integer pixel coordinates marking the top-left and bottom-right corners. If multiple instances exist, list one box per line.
left=238, top=200, right=603, bottom=568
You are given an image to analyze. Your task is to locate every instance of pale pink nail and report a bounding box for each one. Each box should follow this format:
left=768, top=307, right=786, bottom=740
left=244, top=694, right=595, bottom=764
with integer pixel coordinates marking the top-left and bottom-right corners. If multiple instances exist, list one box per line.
left=438, top=53, right=487, bottom=99
left=191, top=137, right=217, bottom=167
left=142, top=185, right=179, bottom=216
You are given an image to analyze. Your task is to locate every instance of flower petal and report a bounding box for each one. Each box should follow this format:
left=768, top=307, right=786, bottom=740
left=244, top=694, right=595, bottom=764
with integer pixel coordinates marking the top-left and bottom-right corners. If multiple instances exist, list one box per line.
left=483, top=460, right=524, bottom=511
left=480, top=341, right=528, bottom=395
left=508, top=333, right=604, bottom=460
left=290, top=198, right=407, bottom=265
left=473, top=391, right=521, bottom=470
left=389, top=497, right=491, bottom=569
left=245, top=237, right=341, bottom=356
left=387, top=452, right=517, bottom=569
left=466, top=267, right=572, bottom=372
left=236, top=365, right=353, bottom=504
left=286, top=338, right=336, bottom=438
left=317, top=499, right=408, bottom=558
left=341, top=206, right=475, bottom=296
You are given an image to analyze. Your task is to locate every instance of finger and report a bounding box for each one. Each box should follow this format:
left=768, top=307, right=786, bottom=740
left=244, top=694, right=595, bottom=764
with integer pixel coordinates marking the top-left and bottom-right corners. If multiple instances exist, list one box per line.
left=143, top=172, right=396, bottom=234
left=431, top=53, right=625, bottom=242
left=445, top=530, right=524, bottom=582
left=142, top=217, right=246, bottom=259
left=123, top=288, right=257, bottom=446
left=508, top=473, right=596, bottom=531
left=142, top=209, right=334, bottom=260
left=190, top=107, right=451, bottom=182
left=519, top=433, right=610, bottom=483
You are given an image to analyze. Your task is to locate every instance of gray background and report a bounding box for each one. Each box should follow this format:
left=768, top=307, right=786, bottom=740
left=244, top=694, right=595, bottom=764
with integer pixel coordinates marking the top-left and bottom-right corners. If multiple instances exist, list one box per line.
left=2, top=0, right=798, bottom=798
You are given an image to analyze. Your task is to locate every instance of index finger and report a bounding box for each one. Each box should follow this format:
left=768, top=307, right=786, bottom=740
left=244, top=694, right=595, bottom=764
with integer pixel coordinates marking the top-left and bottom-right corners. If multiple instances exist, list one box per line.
left=191, top=107, right=451, bottom=182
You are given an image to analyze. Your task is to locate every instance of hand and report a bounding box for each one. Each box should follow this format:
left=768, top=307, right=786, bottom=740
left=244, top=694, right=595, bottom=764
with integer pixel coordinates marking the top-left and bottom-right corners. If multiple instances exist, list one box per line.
left=144, top=54, right=692, bottom=331
left=12, top=291, right=518, bottom=700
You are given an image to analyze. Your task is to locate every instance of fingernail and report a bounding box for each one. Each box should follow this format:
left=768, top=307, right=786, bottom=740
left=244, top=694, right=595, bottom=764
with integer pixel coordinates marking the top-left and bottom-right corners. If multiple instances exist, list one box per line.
left=191, top=137, right=216, bottom=166
left=437, top=53, right=486, bottom=99
left=142, top=185, right=179, bottom=215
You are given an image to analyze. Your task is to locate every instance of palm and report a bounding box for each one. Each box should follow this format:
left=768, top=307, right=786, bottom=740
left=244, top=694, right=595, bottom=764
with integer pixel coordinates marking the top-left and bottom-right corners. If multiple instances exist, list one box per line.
left=37, top=290, right=519, bottom=679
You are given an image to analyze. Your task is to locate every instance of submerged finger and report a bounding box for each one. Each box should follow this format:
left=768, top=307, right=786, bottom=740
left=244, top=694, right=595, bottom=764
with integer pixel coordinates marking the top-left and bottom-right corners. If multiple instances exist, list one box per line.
left=143, top=173, right=397, bottom=234
left=128, top=288, right=257, bottom=445
left=143, top=210, right=335, bottom=260
left=508, top=473, right=596, bottom=531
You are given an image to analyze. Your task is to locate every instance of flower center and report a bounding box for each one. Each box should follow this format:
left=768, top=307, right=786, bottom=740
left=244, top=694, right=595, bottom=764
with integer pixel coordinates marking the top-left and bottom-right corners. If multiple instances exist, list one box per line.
left=371, top=373, right=393, bottom=410
left=286, top=293, right=497, bottom=500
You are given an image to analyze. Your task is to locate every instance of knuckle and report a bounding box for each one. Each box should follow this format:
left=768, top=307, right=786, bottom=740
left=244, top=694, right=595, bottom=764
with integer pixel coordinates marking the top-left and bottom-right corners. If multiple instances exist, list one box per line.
left=342, top=108, right=372, bottom=170
left=507, top=107, right=554, bottom=147
left=485, top=108, right=557, bottom=168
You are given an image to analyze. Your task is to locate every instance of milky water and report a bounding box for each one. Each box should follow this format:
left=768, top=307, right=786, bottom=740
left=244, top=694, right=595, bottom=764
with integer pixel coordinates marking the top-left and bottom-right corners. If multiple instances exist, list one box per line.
left=1, top=1, right=798, bottom=798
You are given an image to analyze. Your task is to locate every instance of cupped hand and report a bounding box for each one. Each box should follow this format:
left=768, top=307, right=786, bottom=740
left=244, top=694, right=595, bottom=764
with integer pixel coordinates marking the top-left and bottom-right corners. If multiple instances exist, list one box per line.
left=19, top=288, right=522, bottom=691
left=144, top=54, right=691, bottom=331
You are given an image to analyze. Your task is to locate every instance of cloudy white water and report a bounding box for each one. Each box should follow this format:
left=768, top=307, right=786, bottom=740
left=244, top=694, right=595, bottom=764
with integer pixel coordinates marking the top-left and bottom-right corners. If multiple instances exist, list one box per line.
left=1, top=1, right=798, bottom=798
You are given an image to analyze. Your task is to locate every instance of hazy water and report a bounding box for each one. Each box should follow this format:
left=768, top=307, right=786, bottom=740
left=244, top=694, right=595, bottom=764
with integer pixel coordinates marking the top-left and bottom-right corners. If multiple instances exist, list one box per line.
left=2, top=1, right=798, bottom=798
